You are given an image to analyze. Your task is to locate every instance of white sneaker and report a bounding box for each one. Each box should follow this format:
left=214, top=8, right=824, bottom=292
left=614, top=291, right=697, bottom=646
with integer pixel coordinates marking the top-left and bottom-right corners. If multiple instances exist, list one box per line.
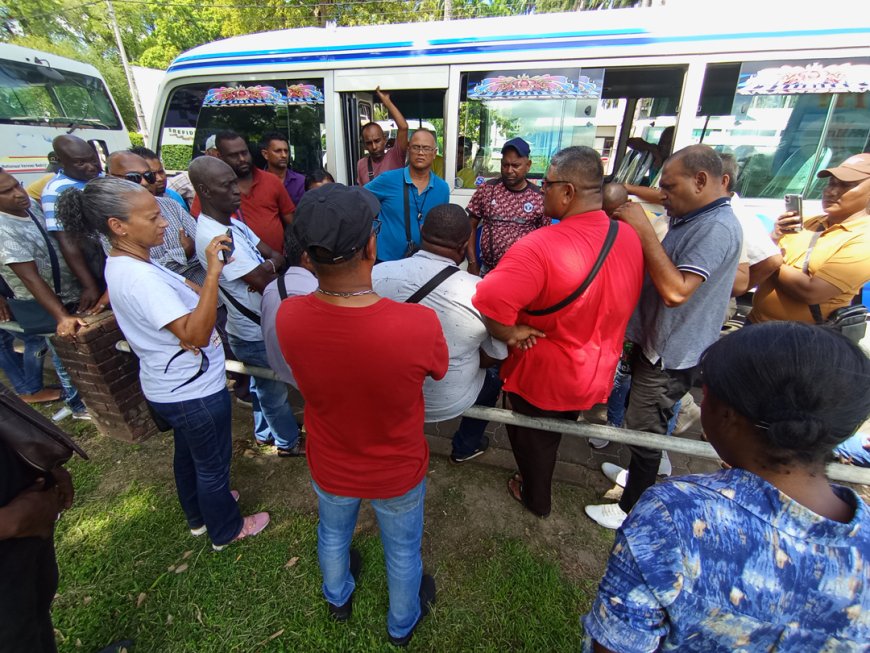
left=601, top=462, right=628, bottom=488
left=585, top=503, right=628, bottom=530
left=658, top=451, right=672, bottom=477
left=588, top=437, right=610, bottom=449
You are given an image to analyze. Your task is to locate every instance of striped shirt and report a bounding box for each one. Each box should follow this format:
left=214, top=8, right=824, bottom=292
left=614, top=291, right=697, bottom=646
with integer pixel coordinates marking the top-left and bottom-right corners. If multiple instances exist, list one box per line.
left=151, top=197, right=205, bottom=286
left=40, top=172, right=88, bottom=231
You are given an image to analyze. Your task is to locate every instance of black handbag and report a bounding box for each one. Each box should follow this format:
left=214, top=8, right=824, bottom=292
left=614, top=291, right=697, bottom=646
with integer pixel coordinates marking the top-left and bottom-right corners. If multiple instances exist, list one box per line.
left=0, top=383, right=88, bottom=473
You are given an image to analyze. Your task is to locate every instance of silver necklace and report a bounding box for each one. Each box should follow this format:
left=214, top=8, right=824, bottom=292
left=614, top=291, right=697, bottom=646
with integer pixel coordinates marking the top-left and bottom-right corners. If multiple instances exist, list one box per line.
left=316, top=287, right=375, bottom=297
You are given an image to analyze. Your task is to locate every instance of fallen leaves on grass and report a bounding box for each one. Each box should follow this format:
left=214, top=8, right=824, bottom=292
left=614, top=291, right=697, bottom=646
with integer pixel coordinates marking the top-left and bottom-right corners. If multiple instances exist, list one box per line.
left=175, top=563, right=189, bottom=574
left=284, top=556, right=300, bottom=569
left=136, top=592, right=147, bottom=608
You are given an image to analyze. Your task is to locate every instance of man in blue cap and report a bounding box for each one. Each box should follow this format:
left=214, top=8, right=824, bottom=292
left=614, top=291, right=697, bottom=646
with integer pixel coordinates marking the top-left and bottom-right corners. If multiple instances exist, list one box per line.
left=465, top=137, right=549, bottom=276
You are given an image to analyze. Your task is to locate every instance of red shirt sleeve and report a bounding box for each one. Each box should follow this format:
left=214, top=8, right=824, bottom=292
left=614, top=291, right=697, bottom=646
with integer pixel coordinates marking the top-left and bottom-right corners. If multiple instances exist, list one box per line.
left=190, top=194, right=201, bottom=218
left=472, top=238, right=547, bottom=326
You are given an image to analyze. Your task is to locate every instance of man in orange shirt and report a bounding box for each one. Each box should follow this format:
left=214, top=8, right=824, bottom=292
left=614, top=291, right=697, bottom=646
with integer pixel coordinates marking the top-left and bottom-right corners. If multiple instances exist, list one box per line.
left=191, top=131, right=294, bottom=253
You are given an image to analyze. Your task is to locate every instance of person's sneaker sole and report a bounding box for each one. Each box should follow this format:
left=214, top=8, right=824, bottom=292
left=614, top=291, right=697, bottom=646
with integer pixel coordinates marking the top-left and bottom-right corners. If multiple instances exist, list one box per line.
left=328, top=548, right=363, bottom=622
left=388, top=574, right=436, bottom=646
left=190, top=491, right=240, bottom=536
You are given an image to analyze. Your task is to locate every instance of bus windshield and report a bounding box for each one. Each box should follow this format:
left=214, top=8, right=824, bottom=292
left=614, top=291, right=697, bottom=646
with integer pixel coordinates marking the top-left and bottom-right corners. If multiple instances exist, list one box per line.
left=0, top=58, right=122, bottom=130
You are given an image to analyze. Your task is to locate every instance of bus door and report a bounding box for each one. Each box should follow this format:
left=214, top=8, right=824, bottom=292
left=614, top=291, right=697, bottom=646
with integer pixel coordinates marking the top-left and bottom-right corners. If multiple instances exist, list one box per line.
left=335, top=66, right=449, bottom=186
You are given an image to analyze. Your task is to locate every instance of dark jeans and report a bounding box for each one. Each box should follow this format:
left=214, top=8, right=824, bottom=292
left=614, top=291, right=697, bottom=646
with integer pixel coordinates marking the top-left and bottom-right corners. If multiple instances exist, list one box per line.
left=619, top=354, right=699, bottom=513
left=451, top=367, right=503, bottom=457
left=505, top=392, right=580, bottom=517
left=149, top=388, right=243, bottom=546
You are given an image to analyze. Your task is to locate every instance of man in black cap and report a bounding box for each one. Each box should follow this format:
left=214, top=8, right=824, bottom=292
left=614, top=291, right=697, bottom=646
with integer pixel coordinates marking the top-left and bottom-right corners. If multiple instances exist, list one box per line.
left=465, top=137, right=548, bottom=276
left=275, top=184, right=448, bottom=647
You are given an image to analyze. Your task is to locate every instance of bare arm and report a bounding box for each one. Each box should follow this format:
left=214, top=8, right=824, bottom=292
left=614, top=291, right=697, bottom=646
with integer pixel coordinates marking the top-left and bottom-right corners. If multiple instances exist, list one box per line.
left=280, top=210, right=294, bottom=227
left=624, top=183, right=665, bottom=205
left=482, top=316, right=545, bottom=351
left=376, top=87, right=409, bottom=153
left=773, top=264, right=842, bottom=305
left=0, top=476, right=66, bottom=540
left=479, top=348, right=503, bottom=369
left=466, top=216, right=480, bottom=276
left=51, top=232, right=101, bottom=313
left=7, top=261, right=86, bottom=336
left=747, top=253, right=782, bottom=289
left=163, top=235, right=229, bottom=348
left=731, top=262, right=750, bottom=297
left=237, top=240, right=284, bottom=293
left=613, top=202, right=704, bottom=307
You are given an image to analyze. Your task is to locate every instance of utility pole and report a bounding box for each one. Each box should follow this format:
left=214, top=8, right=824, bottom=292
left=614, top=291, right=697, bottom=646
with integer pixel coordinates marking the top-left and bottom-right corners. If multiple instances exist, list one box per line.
left=105, top=0, right=148, bottom=139
left=444, top=0, right=453, bottom=20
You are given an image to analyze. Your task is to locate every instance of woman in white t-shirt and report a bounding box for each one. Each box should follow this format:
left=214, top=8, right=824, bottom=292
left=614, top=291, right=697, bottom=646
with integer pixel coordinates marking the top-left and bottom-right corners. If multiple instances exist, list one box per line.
left=57, top=177, right=269, bottom=550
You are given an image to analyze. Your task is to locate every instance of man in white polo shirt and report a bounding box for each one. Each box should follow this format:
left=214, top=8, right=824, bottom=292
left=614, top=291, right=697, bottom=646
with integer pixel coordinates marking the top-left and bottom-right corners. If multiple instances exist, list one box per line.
left=373, top=204, right=507, bottom=463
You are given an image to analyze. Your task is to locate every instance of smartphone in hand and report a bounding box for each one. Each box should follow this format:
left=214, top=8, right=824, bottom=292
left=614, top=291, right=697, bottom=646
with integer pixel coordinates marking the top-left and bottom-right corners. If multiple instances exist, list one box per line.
left=784, top=194, right=803, bottom=232
left=220, top=228, right=235, bottom=263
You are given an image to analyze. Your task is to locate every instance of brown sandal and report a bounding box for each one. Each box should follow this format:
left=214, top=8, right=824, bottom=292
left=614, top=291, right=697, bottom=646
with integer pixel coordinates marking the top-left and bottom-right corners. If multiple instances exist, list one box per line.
left=507, top=473, right=524, bottom=504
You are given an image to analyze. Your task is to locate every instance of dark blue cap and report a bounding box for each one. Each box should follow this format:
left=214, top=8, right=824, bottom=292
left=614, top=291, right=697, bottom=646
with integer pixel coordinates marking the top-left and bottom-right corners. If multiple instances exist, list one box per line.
left=501, top=137, right=530, bottom=158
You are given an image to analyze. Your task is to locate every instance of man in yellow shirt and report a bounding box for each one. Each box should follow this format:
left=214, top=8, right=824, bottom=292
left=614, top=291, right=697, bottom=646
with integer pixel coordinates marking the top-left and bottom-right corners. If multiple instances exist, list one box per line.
left=750, top=153, right=870, bottom=324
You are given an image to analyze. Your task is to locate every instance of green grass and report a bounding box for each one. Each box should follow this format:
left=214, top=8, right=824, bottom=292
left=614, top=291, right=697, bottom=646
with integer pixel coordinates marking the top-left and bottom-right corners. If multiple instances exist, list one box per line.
left=49, top=444, right=602, bottom=653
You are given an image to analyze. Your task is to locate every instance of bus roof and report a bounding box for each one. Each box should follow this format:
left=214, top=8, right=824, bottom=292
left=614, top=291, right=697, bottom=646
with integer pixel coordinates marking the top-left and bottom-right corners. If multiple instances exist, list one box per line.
left=0, top=43, right=107, bottom=80
left=167, top=5, right=870, bottom=76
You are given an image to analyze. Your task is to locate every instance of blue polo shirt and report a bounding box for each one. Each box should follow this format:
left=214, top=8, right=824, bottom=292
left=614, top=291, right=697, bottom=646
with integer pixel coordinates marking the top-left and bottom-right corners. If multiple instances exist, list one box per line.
left=365, top=167, right=450, bottom=262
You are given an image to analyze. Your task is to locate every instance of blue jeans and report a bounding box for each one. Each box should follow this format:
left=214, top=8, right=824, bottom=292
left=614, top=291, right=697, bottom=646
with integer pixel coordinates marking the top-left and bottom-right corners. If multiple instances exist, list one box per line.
left=227, top=336, right=299, bottom=449
left=606, top=368, right=681, bottom=434
left=834, top=432, right=870, bottom=467
left=451, top=366, right=503, bottom=457
left=312, top=478, right=427, bottom=639
left=0, top=330, right=47, bottom=395
left=46, top=340, right=86, bottom=413
left=149, top=388, right=243, bottom=546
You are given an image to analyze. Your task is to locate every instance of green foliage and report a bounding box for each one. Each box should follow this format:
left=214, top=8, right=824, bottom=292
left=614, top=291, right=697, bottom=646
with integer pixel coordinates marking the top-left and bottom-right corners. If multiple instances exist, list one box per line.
left=128, top=131, right=144, bottom=147
left=161, top=144, right=194, bottom=171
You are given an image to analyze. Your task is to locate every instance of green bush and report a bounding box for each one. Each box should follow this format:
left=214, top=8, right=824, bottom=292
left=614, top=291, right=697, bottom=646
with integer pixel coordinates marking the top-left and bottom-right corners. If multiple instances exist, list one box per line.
left=128, top=132, right=144, bottom=147
left=162, top=144, right=194, bottom=171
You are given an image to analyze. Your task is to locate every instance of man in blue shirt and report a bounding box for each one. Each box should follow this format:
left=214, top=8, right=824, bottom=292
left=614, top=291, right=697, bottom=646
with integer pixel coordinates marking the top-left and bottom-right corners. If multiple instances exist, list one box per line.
left=365, top=130, right=450, bottom=262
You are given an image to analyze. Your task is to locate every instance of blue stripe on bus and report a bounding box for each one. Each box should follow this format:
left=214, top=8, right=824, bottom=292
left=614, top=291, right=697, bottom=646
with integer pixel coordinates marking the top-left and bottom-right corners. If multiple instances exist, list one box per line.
left=168, top=26, right=870, bottom=73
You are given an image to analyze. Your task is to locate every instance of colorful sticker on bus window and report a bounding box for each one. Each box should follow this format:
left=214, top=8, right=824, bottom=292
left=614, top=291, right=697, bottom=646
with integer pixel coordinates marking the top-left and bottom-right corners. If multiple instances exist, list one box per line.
left=203, top=84, right=324, bottom=107
left=468, top=73, right=601, bottom=100
left=736, top=61, right=870, bottom=95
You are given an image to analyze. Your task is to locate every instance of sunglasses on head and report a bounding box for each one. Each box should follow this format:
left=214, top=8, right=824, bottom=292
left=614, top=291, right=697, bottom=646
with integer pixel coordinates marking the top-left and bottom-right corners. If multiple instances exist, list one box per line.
left=114, top=171, right=157, bottom=185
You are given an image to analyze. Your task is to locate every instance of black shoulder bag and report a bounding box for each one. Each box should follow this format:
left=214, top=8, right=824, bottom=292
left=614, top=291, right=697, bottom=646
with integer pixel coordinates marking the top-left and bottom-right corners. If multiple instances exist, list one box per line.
left=367, top=156, right=375, bottom=183
left=405, top=266, right=460, bottom=304
left=526, top=220, right=619, bottom=317
left=277, top=274, right=288, bottom=300
left=6, top=209, right=65, bottom=334
left=402, top=183, right=419, bottom=258
left=218, top=286, right=261, bottom=326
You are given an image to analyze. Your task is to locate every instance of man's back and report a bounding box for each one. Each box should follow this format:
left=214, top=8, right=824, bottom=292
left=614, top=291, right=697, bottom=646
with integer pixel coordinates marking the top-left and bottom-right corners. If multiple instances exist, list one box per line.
left=473, top=210, right=643, bottom=411
left=277, top=295, right=448, bottom=498
left=372, top=251, right=507, bottom=422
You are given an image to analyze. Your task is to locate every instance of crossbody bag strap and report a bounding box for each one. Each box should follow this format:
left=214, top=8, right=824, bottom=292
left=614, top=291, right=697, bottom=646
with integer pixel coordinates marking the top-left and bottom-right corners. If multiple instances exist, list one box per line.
left=403, top=181, right=412, bottom=248
left=526, top=219, right=619, bottom=317
left=367, top=156, right=375, bottom=182
left=405, top=266, right=460, bottom=304
left=801, top=230, right=824, bottom=324
left=27, top=209, right=62, bottom=295
left=277, top=274, right=288, bottom=300
left=218, top=285, right=261, bottom=326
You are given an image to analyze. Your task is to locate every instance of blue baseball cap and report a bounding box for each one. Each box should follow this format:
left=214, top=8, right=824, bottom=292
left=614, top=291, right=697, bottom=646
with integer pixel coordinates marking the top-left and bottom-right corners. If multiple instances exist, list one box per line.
left=502, top=137, right=530, bottom=158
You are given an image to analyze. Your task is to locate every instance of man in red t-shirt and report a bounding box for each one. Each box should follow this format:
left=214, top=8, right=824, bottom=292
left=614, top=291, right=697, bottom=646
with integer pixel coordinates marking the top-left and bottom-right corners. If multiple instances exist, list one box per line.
left=465, top=137, right=549, bottom=276
left=190, top=131, right=294, bottom=253
left=356, top=87, right=409, bottom=186
left=276, top=183, right=448, bottom=647
left=473, top=146, right=644, bottom=518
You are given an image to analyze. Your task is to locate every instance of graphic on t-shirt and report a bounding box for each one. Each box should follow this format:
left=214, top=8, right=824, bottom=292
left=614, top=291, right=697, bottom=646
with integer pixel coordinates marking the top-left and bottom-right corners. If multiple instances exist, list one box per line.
left=164, top=347, right=210, bottom=392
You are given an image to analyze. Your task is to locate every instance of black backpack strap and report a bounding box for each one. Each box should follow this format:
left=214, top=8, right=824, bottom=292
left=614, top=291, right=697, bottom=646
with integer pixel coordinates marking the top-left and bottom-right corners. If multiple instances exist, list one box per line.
left=218, top=286, right=261, bottom=325
left=367, top=156, right=375, bottom=182
left=801, top=231, right=824, bottom=324
left=277, top=274, right=288, bottom=301
left=27, top=209, right=62, bottom=295
left=526, top=220, right=619, bottom=317
left=405, top=266, right=460, bottom=304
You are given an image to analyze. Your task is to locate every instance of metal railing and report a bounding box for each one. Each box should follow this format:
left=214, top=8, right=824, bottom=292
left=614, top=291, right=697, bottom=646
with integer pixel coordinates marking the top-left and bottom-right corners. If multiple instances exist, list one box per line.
left=111, top=341, right=870, bottom=485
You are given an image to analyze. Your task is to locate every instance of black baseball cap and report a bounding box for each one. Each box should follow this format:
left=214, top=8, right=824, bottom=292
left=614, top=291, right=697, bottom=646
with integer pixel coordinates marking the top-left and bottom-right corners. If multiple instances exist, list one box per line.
left=293, top=183, right=381, bottom=263
left=502, top=137, right=530, bottom=158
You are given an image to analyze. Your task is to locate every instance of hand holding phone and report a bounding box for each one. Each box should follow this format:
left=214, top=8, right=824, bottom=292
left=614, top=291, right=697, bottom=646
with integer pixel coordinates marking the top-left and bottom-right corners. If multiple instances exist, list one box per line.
left=783, top=194, right=803, bottom=233
left=220, top=228, right=235, bottom=264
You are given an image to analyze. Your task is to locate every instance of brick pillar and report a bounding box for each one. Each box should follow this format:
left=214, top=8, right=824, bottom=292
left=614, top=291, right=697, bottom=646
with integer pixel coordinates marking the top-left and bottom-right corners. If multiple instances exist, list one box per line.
left=50, top=311, right=157, bottom=443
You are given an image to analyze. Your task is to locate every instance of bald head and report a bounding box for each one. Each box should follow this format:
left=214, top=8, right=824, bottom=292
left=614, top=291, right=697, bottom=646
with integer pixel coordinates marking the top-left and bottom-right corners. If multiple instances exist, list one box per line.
left=52, top=135, right=101, bottom=182
left=602, top=183, right=629, bottom=217
left=106, top=151, right=156, bottom=194
left=189, top=156, right=240, bottom=220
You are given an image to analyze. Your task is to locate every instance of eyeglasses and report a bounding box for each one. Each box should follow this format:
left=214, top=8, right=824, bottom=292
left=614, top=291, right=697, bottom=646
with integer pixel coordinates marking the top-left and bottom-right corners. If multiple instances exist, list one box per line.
left=409, top=145, right=436, bottom=154
left=113, top=171, right=157, bottom=185
left=541, top=178, right=572, bottom=191
left=371, top=219, right=382, bottom=236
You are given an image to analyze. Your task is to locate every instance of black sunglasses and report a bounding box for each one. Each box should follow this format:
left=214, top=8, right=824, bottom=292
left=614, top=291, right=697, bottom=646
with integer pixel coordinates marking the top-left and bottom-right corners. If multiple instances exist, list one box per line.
left=114, top=171, right=157, bottom=185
